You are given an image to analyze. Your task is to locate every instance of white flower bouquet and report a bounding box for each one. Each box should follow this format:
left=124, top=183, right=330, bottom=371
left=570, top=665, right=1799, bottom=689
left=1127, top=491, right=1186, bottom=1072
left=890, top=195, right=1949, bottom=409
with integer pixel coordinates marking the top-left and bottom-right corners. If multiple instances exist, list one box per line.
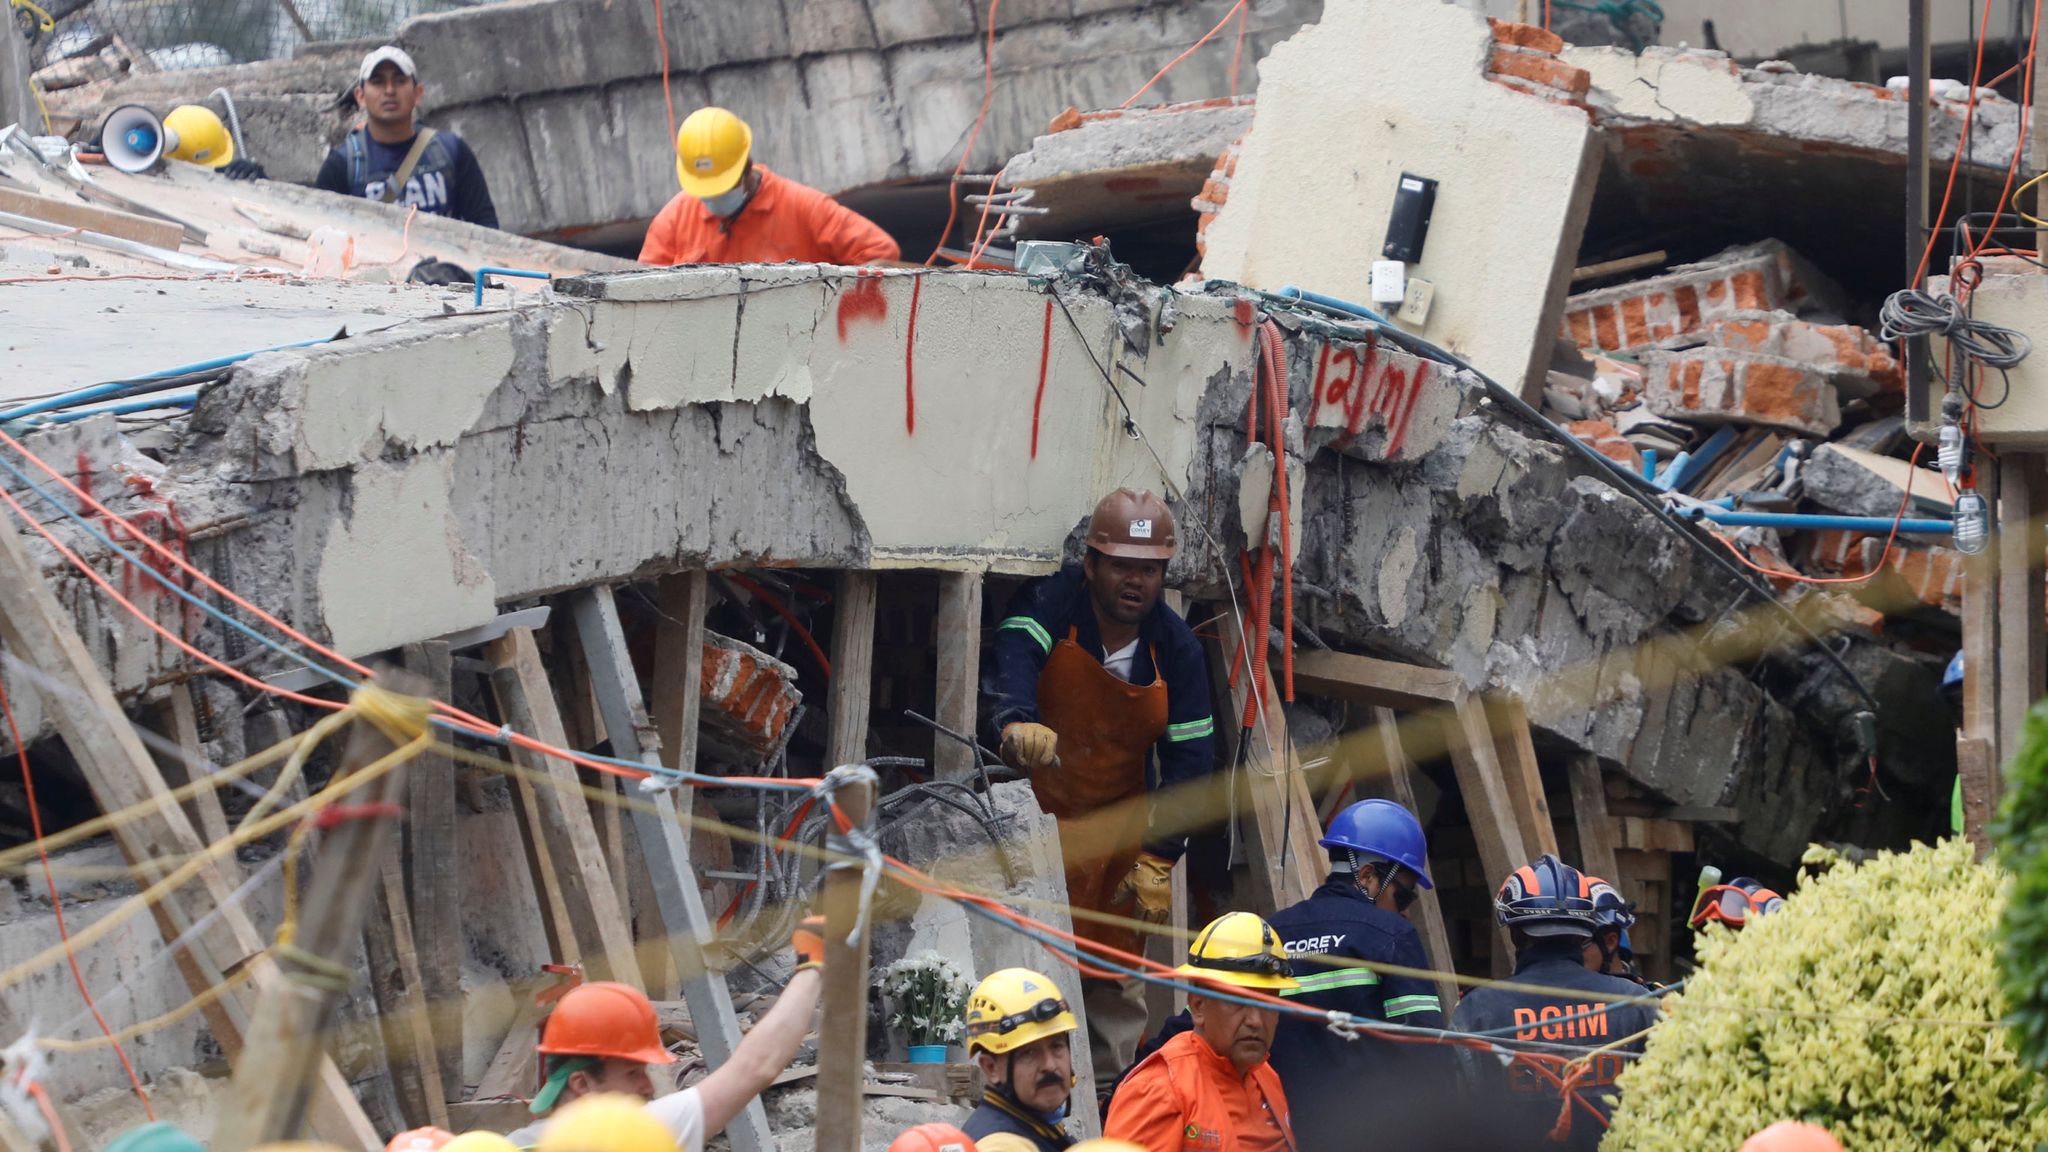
left=878, top=951, right=971, bottom=1048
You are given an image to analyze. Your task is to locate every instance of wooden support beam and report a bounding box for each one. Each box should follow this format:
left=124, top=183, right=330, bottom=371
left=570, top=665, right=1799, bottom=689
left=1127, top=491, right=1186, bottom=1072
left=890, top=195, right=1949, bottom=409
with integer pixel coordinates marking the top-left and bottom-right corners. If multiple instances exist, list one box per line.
left=1958, top=735, right=1997, bottom=853
left=1291, top=649, right=1464, bottom=711
left=401, top=640, right=463, bottom=1100
left=1372, top=707, right=1457, bottom=1010
left=1566, top=755, right=1620, bottom=884
left=473, top=995, right=546, bottom=1104
left=0, top=187, right=185, bottom=249
left=649, top=570, right=728, bottom=993
left=1440, top=695, right=1527, bottom=977
left=1214, top=610, right=1325, bottom=910
left=814, top=772, right=877, bottom=1152
left=485, top=628, right=643, bottom=989
left=1488, top=696, right=1558, bottom=858
left=152, top=683, right=234, bottom=865
left=0, top=512, right=378, bottom=1147
left=933, top=572, right=983, bottom=781
left=827, top=572, right=879, bottom=766
left=364, top=855, right=452, bottom=1129
left=502, top=743, right=580, bottom=965
left=215, top=679, right=422, bottom=1148
left=571, top=587, right=773, bottom=1152
left=1996, top=455, right=2047, bottom=774
left=1962, top=461, right=2001, bottom=765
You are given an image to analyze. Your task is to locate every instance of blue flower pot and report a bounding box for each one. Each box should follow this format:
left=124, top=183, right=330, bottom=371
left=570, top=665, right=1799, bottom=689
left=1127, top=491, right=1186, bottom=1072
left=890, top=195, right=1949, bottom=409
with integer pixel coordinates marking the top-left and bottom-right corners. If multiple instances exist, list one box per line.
left=908, top=1044, right=948, bottom=1064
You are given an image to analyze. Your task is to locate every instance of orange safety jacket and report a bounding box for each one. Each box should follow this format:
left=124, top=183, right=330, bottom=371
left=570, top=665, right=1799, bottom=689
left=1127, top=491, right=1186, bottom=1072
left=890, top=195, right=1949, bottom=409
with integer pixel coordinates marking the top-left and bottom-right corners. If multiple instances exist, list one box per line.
left=638, top=166, right=900, bottom=267
left=1104, top=1031, right=1296, bottom=1152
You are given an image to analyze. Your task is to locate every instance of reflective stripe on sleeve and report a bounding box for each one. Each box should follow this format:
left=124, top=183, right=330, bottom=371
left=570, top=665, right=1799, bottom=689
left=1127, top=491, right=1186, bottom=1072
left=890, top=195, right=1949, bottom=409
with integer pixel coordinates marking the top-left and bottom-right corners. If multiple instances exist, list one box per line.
left=1278, top=968, right=1383, bottom=996
left=1383, top=994, right=1441, bottom=1019
left=1165, top=716, right=1215, bottom=742
left=999, top=616, right=1054, bottom=654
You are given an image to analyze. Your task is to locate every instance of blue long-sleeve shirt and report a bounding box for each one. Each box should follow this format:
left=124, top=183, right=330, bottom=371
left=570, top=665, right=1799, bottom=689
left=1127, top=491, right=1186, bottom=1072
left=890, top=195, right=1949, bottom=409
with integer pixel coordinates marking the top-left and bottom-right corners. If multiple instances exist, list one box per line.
left=986, top=566, right=1216, bottom=860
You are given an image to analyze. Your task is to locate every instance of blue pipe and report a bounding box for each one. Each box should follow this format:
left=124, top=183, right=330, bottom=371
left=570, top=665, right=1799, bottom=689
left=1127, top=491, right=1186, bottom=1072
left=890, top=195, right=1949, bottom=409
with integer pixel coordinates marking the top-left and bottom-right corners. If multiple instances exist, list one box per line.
left=474, top=266, right=551, bottom=308
left=1653, top=450, right=1690, bottom=491
left=1641, top=448, right=1658, bottom=482
left=28, top=394, right=199, bottom=425
left=0, top=337, right=336, bottom=424
left=1275, top=285, right=1393, bottom=325
left=1686, top=508, right=1954, bottom=534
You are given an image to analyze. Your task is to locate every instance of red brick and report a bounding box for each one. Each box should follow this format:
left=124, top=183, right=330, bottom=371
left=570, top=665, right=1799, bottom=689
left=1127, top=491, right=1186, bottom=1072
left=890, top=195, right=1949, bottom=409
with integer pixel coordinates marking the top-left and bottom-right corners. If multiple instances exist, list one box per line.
left=1565, top=419, right=1641, bottom=469
left=1639, top=347, right=1840, bottom=435
left=1047, top=106, right=1084, bottom=134
left=699, top=634, right=799, bottom=758
left=1488, top=17, right=1566, bottom=53
left=1488, top=48, right=1591, bottom=98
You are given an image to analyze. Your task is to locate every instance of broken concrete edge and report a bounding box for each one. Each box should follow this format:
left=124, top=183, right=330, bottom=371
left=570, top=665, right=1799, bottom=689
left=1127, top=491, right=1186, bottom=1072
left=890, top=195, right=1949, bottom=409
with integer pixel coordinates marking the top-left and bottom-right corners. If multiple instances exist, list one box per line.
left=0, top=260, right=1930, bottom=875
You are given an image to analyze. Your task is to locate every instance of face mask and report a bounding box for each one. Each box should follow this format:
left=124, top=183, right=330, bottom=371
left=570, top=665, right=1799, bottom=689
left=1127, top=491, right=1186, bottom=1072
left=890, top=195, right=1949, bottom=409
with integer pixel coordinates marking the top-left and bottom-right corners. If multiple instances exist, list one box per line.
left=702, top=185, right=750, bottom=218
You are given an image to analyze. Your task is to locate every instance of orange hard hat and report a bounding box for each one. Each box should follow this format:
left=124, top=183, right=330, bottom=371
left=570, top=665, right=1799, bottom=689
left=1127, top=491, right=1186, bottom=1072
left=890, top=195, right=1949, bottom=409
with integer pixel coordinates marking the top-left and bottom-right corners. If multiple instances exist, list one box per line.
left=536, top=981, right=675, bottom=1065
left=384, top=1130, right=453, bottom=1152
left=887, top=1125, right=978, bottom=1152
left=1086, top=488, right=1176, bottom=560
left=1740, top=1122, right=1845, bottom=1152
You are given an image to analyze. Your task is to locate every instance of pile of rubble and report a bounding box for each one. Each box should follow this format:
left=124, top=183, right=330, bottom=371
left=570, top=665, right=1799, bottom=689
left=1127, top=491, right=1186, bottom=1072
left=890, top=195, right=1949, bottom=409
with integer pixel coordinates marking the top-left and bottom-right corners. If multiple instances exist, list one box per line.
left=1549, top=239, right=1957, bottom=626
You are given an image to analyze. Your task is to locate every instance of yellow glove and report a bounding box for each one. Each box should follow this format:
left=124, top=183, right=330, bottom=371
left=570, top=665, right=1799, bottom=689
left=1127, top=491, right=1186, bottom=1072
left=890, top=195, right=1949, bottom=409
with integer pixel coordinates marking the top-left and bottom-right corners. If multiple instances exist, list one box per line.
left=1000, top=722, right=1059, bottom=772
left=1113, top=852, right=1175, bottom=924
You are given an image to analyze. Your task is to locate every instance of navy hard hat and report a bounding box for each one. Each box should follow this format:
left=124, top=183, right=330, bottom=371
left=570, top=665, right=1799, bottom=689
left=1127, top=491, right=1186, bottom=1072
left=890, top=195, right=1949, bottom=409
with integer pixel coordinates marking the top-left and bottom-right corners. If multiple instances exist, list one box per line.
left=1495, top=853, right=1598, bottom=938
left=1942, top=650, right=1964, bottom=694
left=1320, top=798, right=1433, bottom=889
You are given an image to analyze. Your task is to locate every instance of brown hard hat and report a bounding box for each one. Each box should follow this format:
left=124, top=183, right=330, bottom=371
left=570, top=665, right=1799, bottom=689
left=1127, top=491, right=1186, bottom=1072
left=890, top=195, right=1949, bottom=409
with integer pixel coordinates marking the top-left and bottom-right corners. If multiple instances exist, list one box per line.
left=1087, top=488, right=1177, bottom=560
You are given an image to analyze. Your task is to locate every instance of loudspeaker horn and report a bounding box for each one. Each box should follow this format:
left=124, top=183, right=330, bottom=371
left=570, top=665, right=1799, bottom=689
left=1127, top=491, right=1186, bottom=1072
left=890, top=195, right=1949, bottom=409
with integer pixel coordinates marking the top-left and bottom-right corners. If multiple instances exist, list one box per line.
left=99, top=105, right=167, bottom=174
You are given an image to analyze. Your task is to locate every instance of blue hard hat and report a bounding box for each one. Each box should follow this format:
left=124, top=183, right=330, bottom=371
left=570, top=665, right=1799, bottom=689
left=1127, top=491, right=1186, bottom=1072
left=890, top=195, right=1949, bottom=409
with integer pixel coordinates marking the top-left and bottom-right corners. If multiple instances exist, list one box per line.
left=1942, top=650, right=1964, bottom=694
left=1320, top=798, right=1433, bottom=890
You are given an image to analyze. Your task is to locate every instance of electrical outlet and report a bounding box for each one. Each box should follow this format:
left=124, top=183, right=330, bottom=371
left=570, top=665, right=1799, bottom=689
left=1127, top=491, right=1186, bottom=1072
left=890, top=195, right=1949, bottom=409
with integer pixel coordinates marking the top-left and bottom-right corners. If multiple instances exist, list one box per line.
left=1370, top=260, right=1406, bottom=304
left=1397, top=277, right=1435, bottom=325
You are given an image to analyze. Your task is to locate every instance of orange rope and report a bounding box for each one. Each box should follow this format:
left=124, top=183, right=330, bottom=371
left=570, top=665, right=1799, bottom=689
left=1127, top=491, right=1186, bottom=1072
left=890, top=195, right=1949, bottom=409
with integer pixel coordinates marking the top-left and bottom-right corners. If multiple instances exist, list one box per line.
left=0, top=674, right=154, bottom=1117
left=651, top=0, right=677, bottom=153
left=1121, top=0, right=1247, bottom=109
left=1228, top=3, right=1248, bottom=96
left=1910, top=0, right=1998, bottom=287
left=28, top=1082, right=70, bottom=1152
left=1964, top=0, right=2042, bottom=264
left=924, top=0, right=1003, bottom=267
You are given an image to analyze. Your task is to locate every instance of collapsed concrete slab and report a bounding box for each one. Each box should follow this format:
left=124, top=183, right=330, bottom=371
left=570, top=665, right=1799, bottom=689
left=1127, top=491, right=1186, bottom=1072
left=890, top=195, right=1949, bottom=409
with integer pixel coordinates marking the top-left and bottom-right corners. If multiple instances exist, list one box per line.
left=1197, top=1, right=1601, bottom=393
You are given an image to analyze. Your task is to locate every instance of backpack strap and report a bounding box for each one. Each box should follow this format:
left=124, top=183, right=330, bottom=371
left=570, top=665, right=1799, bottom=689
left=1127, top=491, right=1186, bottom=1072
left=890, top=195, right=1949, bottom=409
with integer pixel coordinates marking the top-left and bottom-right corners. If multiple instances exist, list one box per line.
left=344, top=127, right=368, bottom=194
left=380, top=127, right=438, bottom=205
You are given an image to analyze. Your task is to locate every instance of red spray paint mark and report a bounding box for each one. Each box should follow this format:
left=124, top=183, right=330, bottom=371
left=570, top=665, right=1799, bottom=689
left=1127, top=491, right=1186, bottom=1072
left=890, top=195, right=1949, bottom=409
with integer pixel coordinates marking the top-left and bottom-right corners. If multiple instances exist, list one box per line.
left=836, top=269, right=888, bottom=342
left=904, top=275, right=923, bottom=436
left=73, top=453, right=199, bottom=639
left=1310, top=334, right=1430, bottom=456
left=1232, top=297, right=1256, bottom=333
left=1030, top=298, right=1054, bottom=460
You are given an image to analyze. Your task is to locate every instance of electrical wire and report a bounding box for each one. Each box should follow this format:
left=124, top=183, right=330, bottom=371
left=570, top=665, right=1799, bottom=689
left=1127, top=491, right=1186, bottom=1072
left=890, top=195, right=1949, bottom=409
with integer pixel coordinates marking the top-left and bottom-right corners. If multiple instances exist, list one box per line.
left=1910, top=0, right=1999, bottom=288
left=1120, top=0, right=1247, bottom=109
left=923, top=0, right=1003, bottom=267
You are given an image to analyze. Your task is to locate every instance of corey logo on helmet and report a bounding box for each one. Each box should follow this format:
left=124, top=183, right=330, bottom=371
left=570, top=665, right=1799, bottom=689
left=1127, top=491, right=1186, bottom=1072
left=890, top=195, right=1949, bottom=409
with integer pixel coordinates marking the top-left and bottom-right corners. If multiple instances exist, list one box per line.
left=1129, top=519, right=1153, bottom=538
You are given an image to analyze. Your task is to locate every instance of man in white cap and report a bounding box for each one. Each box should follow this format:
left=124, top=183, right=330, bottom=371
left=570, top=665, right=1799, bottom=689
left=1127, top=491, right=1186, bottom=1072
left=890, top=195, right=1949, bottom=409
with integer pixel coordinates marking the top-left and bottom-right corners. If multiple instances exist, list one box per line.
left=314, top=46, right=498, bottom=228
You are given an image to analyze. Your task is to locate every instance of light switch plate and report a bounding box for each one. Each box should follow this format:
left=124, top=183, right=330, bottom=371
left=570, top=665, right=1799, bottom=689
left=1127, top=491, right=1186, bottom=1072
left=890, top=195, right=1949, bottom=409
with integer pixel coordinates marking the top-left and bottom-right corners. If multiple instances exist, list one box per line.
left=1398, top=277, right=1435, bottom=325
left=1370, top=260, right=1406, bottom=304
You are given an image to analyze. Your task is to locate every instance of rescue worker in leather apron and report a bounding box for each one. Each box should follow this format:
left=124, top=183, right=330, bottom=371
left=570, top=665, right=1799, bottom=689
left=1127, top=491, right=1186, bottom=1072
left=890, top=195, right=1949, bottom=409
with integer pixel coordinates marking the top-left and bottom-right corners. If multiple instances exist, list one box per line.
left=988, top=488, right=1218, bottom=1085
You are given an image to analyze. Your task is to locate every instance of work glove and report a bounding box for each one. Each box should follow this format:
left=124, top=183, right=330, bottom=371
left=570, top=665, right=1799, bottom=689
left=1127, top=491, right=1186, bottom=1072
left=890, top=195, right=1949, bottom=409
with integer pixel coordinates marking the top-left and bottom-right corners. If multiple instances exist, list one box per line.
left=1113, top=852, right=1175, bottom=924
left=221, top=158, right=267, bottom=181
left=999, top=722, right=1059, bottom=773
left=792, top=915, right=826, bottom=973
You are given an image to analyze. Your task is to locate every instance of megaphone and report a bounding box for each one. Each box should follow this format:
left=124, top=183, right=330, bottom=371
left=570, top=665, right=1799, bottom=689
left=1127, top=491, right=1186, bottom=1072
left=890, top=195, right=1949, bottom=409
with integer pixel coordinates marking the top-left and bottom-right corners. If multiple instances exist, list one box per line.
left=98, top=105, right=167, bottom=174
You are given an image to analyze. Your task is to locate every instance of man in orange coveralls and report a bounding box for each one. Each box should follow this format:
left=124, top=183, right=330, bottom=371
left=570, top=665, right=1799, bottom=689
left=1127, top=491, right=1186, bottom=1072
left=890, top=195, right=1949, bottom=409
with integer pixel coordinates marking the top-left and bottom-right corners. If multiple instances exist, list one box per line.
left=1104, top=913, right=1297, bottom=1152
left=639, top=107, right=900, bottom=266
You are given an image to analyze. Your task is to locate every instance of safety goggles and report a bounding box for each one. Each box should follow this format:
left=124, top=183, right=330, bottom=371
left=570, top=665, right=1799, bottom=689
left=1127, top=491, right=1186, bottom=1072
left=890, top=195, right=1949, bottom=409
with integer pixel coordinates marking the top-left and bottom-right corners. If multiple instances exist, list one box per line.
left=969, top=996, right=1069, bottom=1039
left=1190, top=952, right=1294, bottom=979
left=1689, top=884, right=1785, bottom=928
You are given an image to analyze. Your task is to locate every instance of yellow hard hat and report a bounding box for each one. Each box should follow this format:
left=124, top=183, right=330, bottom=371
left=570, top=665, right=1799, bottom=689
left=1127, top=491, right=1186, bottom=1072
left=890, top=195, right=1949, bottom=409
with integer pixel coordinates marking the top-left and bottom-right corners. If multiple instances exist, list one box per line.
left=536, top=1094, right=676, bottom=1152
left=674, top=107, right=751, bottom=197
left=163, top=105, right=234, bottom=168
left=442, top=1135, right=520, bottom=1152
left=964, top=968, right=1078, bottom=1055
left=1177, top=912, right=1299, bottom=991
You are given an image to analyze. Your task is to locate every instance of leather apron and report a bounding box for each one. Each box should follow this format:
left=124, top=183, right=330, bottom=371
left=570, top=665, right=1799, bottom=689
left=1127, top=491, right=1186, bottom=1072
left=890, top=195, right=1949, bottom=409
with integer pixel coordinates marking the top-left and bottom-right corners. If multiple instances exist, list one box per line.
left=1031, top=626, right=1170, bottom=958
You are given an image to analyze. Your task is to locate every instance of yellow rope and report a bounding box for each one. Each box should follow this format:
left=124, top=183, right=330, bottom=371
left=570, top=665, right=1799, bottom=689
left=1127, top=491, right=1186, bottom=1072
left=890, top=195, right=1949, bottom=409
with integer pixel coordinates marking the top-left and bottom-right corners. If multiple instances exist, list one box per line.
left=37, top=965, right=255, bottom=1053
left=0, top=692, right=429, bottom=997
left=236, top=706, right=353, bottom=834
left=0, top=712, right=326, bottom=877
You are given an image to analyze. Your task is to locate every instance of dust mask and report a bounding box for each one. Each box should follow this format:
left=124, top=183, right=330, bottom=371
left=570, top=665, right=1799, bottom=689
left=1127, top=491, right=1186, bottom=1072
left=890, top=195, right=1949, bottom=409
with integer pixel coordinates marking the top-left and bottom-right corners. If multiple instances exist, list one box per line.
left=702, top=184, right=750, bottom=218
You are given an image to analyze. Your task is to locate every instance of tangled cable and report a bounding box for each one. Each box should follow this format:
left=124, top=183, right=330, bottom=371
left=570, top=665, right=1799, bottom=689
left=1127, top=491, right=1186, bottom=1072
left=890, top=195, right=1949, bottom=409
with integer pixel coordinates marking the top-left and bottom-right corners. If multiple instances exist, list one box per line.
left=1879, top=287, right=2032, bottom=371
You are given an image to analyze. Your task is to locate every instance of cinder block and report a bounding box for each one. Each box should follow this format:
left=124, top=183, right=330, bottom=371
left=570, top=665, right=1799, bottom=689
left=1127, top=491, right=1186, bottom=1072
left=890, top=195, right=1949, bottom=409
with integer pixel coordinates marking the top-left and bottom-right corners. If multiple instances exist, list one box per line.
left=1561, top=240, right=1844, bottom=354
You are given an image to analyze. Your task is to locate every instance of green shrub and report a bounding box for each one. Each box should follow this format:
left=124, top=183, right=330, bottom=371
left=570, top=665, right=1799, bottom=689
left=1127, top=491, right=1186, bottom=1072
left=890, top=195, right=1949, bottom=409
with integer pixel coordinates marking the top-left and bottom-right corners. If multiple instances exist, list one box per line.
left=1996, top=701, right=2048, bottom=1072
left=1603, top=839, right=2048, bottom=1151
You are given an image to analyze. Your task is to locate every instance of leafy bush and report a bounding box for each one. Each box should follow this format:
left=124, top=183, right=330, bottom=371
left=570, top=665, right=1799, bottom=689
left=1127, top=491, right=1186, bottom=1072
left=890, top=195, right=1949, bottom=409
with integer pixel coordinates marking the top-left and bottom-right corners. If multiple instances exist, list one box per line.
left=1995, top=701, right=2048, bottom=1071
left=1604, top=839, right=2048, bottom=1151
